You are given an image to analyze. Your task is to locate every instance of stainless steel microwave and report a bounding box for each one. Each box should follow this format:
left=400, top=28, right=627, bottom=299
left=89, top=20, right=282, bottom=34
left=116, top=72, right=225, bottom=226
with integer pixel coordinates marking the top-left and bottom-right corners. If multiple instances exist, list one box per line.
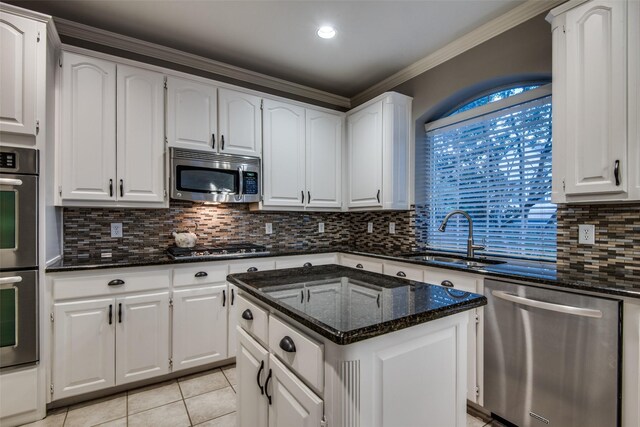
left=170, top=148, right=260, bottom=203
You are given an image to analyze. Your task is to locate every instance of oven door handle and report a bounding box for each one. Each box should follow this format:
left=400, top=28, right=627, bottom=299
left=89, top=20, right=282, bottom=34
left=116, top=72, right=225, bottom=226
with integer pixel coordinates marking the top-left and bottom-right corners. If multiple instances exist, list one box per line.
left=491, top=291, right=603, bottom=318
left=0, top=276, right=23, bottom=285
left=0, top=178, right=23, bottom=186
left=238, top=167, right=243, bottom=196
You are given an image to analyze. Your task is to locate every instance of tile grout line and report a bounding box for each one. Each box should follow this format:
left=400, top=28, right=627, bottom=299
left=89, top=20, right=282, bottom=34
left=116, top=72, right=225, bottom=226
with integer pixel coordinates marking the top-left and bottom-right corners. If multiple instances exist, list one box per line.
left=176, top=377, right=194, bottom=427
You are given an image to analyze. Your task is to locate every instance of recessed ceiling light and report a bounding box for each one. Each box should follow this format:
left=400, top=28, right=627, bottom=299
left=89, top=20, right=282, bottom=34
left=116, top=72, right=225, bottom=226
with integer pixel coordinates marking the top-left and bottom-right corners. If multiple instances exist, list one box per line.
left=317, top=26, right=336, bottom=39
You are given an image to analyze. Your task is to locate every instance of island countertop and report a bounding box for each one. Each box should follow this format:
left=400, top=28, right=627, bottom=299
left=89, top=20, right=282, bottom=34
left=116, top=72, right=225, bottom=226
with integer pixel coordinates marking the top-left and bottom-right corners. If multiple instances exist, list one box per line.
left=227, top=264, right=487, bottom=345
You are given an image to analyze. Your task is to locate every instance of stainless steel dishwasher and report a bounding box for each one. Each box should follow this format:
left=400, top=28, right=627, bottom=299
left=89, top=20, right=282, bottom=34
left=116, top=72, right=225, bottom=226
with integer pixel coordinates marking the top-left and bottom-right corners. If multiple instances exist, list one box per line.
left=484, top=279, right=621, bottom=427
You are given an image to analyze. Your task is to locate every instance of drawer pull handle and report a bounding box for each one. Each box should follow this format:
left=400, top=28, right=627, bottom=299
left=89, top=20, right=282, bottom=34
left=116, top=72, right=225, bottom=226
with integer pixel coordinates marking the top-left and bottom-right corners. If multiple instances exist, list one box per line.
left=441, top=280, right=454, bottom=288
left=264, top=369, right=273, bottom=405
left=242, top=309, right=253, bottom=320
left=108, top=279, right=125, bottom=286
left=257, top=360, right=265, bottom=395
left=356, top=263, right=363, bottom=269
left=396, top=271, right=406, bottom=277
left=194, top=271, right=208, bottom=278
left=247, top=267, right=258, bottom=272
left=279, top=336, right=296, bottom=353
left=303, top=262, right=312, bottom=267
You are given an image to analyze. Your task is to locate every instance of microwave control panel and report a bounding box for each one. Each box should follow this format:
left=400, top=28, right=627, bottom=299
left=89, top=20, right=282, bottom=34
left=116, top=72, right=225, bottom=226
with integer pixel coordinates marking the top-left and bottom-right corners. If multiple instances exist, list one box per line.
left=243, top=171, right=259, bottom=195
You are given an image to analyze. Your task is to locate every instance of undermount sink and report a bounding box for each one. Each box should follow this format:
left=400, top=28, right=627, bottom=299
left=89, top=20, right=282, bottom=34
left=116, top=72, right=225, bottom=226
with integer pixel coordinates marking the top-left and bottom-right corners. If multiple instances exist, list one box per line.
left=404, top=253, right=506, bottom=268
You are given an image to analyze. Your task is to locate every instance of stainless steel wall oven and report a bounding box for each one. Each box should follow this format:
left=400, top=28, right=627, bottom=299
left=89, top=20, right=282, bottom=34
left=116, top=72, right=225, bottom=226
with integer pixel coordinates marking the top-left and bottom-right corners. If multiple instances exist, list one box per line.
left=0, top=146, right=39, bottom=369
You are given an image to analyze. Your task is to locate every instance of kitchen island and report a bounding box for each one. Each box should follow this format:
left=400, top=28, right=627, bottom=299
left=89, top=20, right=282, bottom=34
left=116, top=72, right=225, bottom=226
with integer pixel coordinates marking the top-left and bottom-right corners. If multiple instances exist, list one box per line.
left=228, top=264, right=486, bottom=427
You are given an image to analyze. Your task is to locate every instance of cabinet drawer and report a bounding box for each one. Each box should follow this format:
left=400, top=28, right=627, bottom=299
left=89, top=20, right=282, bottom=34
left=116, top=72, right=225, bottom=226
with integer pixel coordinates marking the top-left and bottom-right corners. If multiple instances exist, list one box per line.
left=237, top=295, right=269, bottom=345
left=275, top=254, right=337, bottom=269
left=51, top=268, right=170, bottom=300
left=340, top=255, right=383, bottom=273
left=173, top=263, right=229, bottom=287
left=423, top=268, right=478, bottom=293
left=229, top=259, right=276, bottom=274
left=268, top=315, right=323, bottom=393
left=382, top=262, right=424, bottom=281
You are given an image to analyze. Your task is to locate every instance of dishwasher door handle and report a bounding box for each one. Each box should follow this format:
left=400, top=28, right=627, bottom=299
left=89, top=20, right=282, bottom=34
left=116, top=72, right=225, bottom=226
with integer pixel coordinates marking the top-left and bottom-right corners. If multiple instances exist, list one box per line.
left=491, top=291, right=603, bottom=318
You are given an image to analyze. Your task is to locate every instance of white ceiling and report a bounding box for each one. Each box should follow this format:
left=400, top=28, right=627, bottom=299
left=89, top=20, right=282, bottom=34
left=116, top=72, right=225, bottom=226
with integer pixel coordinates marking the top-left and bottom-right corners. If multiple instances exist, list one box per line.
left=12, top=0, right=528, bottom=97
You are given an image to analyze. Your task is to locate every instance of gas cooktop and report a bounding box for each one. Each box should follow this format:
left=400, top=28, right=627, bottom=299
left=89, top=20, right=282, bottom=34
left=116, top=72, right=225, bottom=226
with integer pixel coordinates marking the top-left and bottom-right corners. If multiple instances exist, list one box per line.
left=167, top=243, right=269, bottom=260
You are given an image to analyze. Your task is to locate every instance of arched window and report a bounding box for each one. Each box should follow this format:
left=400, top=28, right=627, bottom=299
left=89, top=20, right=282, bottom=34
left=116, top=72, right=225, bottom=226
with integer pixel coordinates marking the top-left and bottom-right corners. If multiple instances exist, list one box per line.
left=417, top=84, right=555, bottom=261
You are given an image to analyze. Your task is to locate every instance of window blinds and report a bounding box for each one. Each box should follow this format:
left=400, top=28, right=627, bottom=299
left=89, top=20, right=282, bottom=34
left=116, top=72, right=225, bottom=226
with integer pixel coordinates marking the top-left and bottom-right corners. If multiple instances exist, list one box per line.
left=421, top=95, right=555, bottom=261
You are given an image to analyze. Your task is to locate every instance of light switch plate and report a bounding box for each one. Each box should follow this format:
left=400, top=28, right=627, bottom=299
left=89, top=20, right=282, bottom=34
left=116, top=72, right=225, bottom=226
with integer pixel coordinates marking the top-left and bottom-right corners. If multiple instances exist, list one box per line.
left=578, top=224, right=595, bottom=244
left=318, top=222, right=325, bottom=233
left=367, top=222, right=373, bottom=233
left=265, top=223, right=273, bottom=235
left=389, top=222, right=396, bottom=234
left=110, top=223, right=123, bottom=238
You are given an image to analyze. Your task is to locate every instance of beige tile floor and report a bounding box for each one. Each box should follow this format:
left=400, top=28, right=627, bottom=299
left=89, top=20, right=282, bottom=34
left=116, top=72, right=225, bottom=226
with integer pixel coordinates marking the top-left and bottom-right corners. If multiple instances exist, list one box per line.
left=22, top=363, right=495, bottom=427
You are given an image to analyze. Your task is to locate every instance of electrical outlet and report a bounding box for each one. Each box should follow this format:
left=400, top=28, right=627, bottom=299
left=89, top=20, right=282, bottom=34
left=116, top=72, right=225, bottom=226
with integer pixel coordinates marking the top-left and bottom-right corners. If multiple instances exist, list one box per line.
left=110, top=223, right=123, bottom=238
left=578, top=224, right=595, bottom=244
left=367, top=222, right=373, bottom=233
left=389, top=222, right=396, bottom=234
left=265, top=223, right=273, bottom=235
left=318, top=222, right=325, bottom=233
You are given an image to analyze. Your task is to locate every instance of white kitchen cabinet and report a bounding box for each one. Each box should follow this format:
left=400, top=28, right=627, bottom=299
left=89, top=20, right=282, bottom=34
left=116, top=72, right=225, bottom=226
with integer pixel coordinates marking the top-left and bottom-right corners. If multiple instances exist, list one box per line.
left=268, top=354, right=324, bottom=427
left=166, top=76, right=217, bottom=152
left=0, top=11, right=37, bottom=137
left=346, top=92, right=412, bottom=210
left=305, top=109, right=343, bottom=209
left=629, top=0, right=640, bottom=201
left=59, top=52, right=116, bottom=202
left=237, top=328, right=270, bottom=427
left=218, top=88, right=262, bottom=157
left=340, top=254, right=383, bottom=273
left=228, top=283, right=239, bottom=358
left=115, top=292, right=170, bottom=385
left=116, top=64, right=165, bottom=203
left=59, top=53, right=166, bottom=206
left=382, top=261, right=424, bottom=281
left=52, top=298, right=116, bottom=400
left=548, top=0, right=639, bottom=202
left=274, top=253, right=338, bottom=269
left=172, top=284, right=228, bottom=371
left=262, top=99, right=306, bottom=207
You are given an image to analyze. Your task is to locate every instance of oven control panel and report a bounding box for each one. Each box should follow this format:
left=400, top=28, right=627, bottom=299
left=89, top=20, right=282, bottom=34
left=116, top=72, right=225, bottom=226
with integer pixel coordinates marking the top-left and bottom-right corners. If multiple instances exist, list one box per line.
left=243, top=171, right=259, bottom=195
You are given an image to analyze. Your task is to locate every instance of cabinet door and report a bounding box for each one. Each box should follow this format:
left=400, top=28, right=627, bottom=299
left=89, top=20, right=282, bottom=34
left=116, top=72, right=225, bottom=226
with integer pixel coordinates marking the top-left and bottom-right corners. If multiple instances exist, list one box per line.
left=218, top=88, right=262, bottom=157
left=60, top=52, right=116, bottom=201
left=347, top=284, right=382, bottom=328
left=565, top=0, right=627, bottom=195
left=166, top=76, right=217, bottom=151
left=268, top=355, right=323, bottom=427
left=172, top=284, right=228, bottom=371
left=306, top=282, right=342, bottom=326
left=0, top=11, right=37, bottom=136
left=262, top=100, right=306, bottom=207
left=347, top=101, right=383, bottom=208
left=116, top=65, right=165, bottom=203
left=237, top=328, right=269, bottom=427
left=52, top=298, right=115, bottom=400
left=228, top=284, right=239, bottom=358
left=115, top=292, right=170, bottom=385
left=306, top=109, right=343, bottom=209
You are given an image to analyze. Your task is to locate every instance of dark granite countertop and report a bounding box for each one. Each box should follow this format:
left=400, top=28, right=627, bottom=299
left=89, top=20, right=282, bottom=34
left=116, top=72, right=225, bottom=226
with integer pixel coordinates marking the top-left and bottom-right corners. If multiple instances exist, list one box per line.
left=227, top=264, right=487, bottom=345
left=45, top=247, right=640, bottom=300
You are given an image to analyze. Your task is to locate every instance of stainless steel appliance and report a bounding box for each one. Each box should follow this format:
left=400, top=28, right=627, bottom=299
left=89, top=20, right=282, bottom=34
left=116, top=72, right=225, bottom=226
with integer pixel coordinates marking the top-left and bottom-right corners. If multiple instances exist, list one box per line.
left=484, top=279, right=621, bottom=427
left=167, top=243, right=269, bottom=260
left=0, top=146, right=39, bottom=369
left=170, top=148, right=260, bottom=203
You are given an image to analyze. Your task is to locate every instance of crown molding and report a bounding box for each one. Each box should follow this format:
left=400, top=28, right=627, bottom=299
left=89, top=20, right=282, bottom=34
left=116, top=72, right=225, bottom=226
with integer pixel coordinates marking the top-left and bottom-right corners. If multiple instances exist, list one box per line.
left=53, top=18, right=351, bottom=108
left=545, top=0, right=588, bottom=22
left=350, top=0, right=565, bottom=107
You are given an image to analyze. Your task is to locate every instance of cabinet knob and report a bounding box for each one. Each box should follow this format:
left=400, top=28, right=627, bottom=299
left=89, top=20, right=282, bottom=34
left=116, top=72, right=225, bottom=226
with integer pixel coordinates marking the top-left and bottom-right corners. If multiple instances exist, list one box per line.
left=242, top=309, right=254, bottom=320
left=441, top=280, right=454, bottom=288
left=279, top=336, right=297, bottom=353
left=194, top=271, right=208, bottom=278
left=108, top=279, right=125, bottom=286
left=396, top=271, right=406, bottom=277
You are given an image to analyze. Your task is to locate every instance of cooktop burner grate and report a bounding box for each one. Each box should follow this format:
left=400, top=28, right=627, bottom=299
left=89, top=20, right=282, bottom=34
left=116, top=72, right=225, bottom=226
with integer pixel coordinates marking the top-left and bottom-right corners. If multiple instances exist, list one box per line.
left=167, top=243, right=269, bottom=259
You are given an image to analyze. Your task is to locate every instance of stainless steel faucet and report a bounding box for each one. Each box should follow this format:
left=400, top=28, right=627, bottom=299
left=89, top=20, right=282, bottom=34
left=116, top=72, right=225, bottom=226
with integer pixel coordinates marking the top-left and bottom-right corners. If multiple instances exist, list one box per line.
left=437, top=210, right=485, bottom=258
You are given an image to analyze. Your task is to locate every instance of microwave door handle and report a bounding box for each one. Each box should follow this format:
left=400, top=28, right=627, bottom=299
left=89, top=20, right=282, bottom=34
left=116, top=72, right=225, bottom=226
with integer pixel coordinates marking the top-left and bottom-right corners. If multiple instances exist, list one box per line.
left=0, top=178, right=23, bottom=186
left=238, top=167, right=243, bottom=195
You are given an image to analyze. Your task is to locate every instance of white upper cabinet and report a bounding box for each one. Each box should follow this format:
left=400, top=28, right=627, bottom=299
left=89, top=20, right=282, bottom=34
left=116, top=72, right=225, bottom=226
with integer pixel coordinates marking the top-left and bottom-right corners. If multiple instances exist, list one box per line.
left=218, top=88, right=262, bottom=157
left=116, top=65, right=165, bottom=203
left=549, top=0, right=639, bottom=202
left=60, top=52, right=117, bottom=202
left=262, top=99, right=306, bottom=207
left=306, top=109, right=343, bottom=209
left=346, top=92, right=412, bottom=210
left=166, top=76, right=218, bottom=152
left=0, top=11, right=37, bottom=137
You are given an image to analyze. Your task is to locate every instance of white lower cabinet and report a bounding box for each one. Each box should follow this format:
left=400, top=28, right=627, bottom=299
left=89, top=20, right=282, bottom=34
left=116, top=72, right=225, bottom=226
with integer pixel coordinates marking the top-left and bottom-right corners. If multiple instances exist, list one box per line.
left=237, top=328, right=269, bottom=427
left=228, top=283, right=239, bottom=358
left=172, top=284, right=228, bottom=371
